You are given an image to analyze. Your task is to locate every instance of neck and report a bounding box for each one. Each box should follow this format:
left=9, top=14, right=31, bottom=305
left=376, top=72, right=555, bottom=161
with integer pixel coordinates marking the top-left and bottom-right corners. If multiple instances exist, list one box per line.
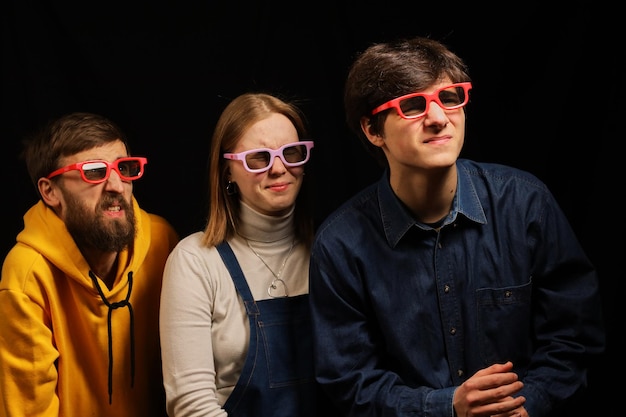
left=81, top=248, right=119, bottom=289
left=237, top=200, right=295, bottom=243
left=390, top=165, right=457, bottom=223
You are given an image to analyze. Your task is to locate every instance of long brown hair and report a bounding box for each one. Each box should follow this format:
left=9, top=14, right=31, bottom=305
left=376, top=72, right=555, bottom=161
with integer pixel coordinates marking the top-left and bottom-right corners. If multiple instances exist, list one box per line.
left=201, top=93, right=315, bottom=249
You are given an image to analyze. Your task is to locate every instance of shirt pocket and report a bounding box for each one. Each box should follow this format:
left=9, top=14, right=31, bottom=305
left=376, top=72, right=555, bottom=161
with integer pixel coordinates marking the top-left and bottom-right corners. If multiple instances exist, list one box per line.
left=475, top=280, right=533, bottom=365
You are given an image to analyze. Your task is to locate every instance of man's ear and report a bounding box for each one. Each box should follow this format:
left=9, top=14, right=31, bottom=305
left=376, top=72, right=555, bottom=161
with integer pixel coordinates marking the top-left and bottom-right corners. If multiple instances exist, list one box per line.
left=360, top=117, right=385, bottom=147
left=38, top=178, right=61, bottom=208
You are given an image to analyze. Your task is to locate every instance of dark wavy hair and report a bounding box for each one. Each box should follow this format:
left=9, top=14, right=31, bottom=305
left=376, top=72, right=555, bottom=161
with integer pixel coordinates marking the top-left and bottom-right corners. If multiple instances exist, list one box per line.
left=344, top=36, right=471, bottom=167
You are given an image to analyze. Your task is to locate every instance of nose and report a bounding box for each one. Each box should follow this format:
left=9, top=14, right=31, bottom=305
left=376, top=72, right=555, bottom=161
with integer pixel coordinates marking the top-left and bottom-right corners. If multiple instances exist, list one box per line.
left=104, top=169, right=125, bottom=192
left=424, top=100, right=449, bottom=126
left=268, top=155, right=287, bottom=173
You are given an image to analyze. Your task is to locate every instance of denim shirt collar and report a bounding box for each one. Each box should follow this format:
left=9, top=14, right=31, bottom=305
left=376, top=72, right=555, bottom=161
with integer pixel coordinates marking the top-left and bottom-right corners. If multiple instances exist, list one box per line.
left=377, top=161, right=487, bottom=247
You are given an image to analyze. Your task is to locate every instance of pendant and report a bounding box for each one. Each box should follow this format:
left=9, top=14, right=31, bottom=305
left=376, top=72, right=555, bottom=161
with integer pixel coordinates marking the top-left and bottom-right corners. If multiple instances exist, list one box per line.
left=268, top=278, right=289, bottom=298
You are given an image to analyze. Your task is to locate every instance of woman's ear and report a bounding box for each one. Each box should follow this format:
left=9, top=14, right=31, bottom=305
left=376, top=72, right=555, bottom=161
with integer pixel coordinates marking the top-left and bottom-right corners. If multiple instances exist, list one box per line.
left=360, top=116, right=385, bottom=147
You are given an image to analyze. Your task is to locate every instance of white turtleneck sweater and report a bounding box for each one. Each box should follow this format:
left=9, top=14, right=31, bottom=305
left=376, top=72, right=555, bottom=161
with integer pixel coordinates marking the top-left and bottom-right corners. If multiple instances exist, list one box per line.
left=159, top=202, right=309, bottom=417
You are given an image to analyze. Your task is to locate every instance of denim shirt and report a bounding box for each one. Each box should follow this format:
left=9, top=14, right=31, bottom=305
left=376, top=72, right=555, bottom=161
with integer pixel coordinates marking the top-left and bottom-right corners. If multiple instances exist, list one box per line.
left=309, top=159, right=605, bottom=417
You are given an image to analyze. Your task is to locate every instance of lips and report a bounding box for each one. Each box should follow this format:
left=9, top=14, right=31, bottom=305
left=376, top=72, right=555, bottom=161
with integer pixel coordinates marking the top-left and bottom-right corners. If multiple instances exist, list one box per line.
left=267, top=183, right=289, bottom=191
left=425, top=135, right=451, bottom=144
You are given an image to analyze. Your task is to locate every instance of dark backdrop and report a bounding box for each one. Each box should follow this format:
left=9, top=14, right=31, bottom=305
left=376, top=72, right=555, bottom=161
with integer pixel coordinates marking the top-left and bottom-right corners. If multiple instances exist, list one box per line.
left=2, top=1, right=621, bottom=413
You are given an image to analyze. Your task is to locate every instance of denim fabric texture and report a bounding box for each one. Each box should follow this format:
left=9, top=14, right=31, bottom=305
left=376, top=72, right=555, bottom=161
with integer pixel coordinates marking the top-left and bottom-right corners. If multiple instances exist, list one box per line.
left=217, top=242, right=315, bottom=417
left=309, top=159, right=605, bottom=417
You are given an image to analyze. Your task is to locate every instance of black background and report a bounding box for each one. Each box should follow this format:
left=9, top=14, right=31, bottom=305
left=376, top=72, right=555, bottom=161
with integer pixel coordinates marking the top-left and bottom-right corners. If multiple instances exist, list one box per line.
left=2, top=1, right=621, bottom=412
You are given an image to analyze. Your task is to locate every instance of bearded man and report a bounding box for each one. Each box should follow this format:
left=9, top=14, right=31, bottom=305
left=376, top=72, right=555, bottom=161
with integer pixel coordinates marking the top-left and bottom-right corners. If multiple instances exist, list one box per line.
left=0, top=112, right=179, bottom=417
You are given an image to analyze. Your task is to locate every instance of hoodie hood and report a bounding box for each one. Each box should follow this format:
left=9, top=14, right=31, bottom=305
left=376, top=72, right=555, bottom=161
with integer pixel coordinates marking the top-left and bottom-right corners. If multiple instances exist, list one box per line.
left=17, top=197, right=150, bottom=293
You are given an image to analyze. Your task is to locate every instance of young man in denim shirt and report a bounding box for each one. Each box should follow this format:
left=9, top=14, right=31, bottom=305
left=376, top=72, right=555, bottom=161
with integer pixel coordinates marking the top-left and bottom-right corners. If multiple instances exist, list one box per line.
left=308, top=36, right=605, bottom=417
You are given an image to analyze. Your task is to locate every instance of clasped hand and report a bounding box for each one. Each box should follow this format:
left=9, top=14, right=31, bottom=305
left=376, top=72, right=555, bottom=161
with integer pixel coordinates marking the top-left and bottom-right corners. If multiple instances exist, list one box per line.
left=453, top=361, right=528, bottom=417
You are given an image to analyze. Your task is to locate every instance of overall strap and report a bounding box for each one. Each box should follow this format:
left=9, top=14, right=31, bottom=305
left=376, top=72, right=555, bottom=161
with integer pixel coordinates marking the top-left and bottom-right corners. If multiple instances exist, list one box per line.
left=215, top=241, right=259, bottom=315
left=215, top=241, right=262, bottom=415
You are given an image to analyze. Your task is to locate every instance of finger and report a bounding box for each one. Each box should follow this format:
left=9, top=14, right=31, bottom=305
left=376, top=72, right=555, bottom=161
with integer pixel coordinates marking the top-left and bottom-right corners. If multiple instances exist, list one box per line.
left=474, top=361, right=514, bottom=377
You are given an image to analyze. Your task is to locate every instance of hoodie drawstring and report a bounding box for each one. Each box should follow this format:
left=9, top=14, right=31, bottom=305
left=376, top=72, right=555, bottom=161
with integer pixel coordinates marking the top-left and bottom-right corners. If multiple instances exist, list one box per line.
left=89, top=270, right=135, bottom=405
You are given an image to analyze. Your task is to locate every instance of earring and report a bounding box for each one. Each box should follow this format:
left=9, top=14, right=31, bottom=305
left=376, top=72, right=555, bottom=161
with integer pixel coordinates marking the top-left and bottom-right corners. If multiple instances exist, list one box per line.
left=226, top=181, right=238, bottom=195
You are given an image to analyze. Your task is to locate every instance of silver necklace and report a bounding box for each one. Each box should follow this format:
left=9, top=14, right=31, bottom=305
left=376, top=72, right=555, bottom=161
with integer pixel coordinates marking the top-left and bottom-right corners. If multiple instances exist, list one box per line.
left=245, top=239, right=296, bottom=298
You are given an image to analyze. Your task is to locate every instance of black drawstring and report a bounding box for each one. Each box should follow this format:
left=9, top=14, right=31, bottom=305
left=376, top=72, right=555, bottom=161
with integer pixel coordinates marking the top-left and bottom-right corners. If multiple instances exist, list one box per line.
left=89, top=270, right=135, bottom=405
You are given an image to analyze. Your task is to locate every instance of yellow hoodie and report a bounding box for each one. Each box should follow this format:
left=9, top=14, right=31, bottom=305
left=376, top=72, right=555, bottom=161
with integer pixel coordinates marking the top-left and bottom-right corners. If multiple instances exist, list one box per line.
left=0, top=198, right=179, bottom=417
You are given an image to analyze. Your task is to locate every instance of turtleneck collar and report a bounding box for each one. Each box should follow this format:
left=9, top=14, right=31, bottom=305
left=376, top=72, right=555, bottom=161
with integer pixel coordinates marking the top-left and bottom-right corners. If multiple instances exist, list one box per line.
left=237, top=201, right=295, bottom=243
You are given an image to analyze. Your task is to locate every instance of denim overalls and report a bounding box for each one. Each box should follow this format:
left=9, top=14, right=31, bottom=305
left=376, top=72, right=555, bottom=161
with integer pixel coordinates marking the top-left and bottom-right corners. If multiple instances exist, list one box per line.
left=216, top=242, right=315, bottom=417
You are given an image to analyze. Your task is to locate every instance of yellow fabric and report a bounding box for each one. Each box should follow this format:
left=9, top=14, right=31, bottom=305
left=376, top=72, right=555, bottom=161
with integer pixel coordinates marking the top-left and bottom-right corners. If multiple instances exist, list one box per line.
left=0, top=198, right=179, bottom=417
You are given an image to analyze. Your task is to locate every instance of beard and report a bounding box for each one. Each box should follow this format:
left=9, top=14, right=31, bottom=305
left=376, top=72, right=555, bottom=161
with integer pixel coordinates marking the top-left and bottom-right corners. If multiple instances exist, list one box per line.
left=63, top=192, right=136, bottom=253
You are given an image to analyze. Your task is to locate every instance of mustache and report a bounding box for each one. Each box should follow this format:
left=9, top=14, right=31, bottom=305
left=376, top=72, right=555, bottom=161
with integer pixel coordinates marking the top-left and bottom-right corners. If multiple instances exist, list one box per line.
left=99, top=194, right=131, bottom=211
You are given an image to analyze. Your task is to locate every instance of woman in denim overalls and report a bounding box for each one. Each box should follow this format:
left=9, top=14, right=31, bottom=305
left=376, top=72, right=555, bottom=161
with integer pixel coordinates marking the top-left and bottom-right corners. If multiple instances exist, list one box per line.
left=160, top=93, right=337, bottom=416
